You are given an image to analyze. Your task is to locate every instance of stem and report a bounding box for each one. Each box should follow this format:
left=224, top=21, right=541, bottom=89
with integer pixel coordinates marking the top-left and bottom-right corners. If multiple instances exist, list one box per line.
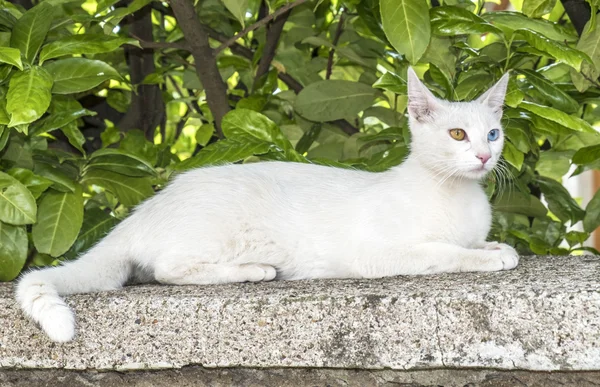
left=215, top=0, right=309, bottom=54
left=326, top=10, right=345, bottom=80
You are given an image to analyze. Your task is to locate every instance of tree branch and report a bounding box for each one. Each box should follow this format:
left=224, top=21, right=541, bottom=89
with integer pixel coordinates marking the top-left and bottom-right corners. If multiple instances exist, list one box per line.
left=326, top=10, right=346, bottom=80
left=215, top=0, right=308, bottom=54
left=252, top=6, right=291, bottom=91
left=137, top=39, right=190, bottom=51
left=170, top=0, right=229, bottom=137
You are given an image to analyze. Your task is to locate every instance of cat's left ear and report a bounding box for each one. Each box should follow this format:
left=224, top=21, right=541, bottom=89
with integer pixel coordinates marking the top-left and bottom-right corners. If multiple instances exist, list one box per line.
left=476, top=72, right=510, bottom=118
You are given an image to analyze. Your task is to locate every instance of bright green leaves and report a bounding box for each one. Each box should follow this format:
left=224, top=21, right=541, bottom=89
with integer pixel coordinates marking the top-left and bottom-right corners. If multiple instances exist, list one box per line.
left=44, top=58, right=122, bottom=94
left=6, top=66, right=53, bottom=127
left=32, top=187, right=84, bottom=257
left=82, top=169, right=153, bottom=207
left=0, top=171, right=37, bottom=225
left=536, top=176, right=585, bottom=224
left=518, top=70, right=578, bottom=113
left=0, top=47, right=23, bottom=70
left=516, top=29, right=591, bottom=71
left=522, top=0, right=557, bottom=19
left=583, top=190, right=600, bottom=233
left=221, top=0, right=248, bottom=28
left=39, top=35, right=139, bottom=64
left=380, top=0, right=430, bottom=64
left=571, top=19, right=600, bottom=92
left=10, top=1, right=54, bottom=63
left=86, top=149, right=157, bottom=177
left=519, top=101, right=596, bottom=133
left=295, top=80, right=376, bottom=122
left=0, top=222, right=27, bottom=281
left=430, top=6, right=502, bottom=36
left=176, top=109, right=302, bottom=171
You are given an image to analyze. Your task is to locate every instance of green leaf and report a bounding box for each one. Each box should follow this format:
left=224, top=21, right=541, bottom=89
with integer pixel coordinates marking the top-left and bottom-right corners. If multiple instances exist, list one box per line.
left=0, top=47, right=23, bottom=70
left=373, top=72, right=406, bottom=94
left=174, top=139, right=273, bottom=171
left=482, top=11, right=576, bottom=42
left=9, top=1, right=54, bottom=63
left=502, top=141, right=524, bottom=171
left=536, top=176, right=585, bottom=223
left=380, top=0, right=430, bottom=64
left=0, top=100, right=9, bottom=125
left=356, top=0, right=388, bottom=43
left=493, top=191, right=548, bottom=218
left=518, top=69, right=578, bottom=113
left=32, top=187, right=84, bottom=257
left=119, top=130, right=158, bottom=165
left=34, top=163, right=78, bottom=193
left=583, top=189, right=600, bottom=233
left=44, top=58, right=122, bottom=94
left=64, top=208, right=118, bottom=260
left=515, top=29, right=592, bottom=71
left=86, top=148, right=157, bottom=177
left=0, top=171, right=37, bottom=225
left=221, top=0, right=248, bottom=27
left=195, top=123, right=215, bottom=146
left=522, top=0, right=557, bottom=18
left=8, top=168, right=53, bottom=199
left=570, top=20, right=600, bottom=92
left=519, top=101, right=596, bottom=133
left=573, top=144, right=600, bottom=165
left=82, top=169, right=154, bottom=207
left=295, top=80, right=376, bottom=122
left=0, top=222, right=27, bottom=282
left=6, top=66, right=53, bottom=127
left=32, top=106, right=96, bottom=135
left=61, top=121, right=86, bottom=154
left=222, top=109, right=302, bottom=160
left=39, top=35, right=139, bottom=64
left=430, top=6, right=503, bottom=36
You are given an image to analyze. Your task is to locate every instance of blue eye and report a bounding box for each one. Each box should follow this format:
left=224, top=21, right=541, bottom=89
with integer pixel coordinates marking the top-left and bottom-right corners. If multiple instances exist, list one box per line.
left=488, top=129, right=500, bottom=141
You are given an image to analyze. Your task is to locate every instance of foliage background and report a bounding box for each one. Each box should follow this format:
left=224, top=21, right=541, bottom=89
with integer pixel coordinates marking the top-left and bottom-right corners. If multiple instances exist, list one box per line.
left=0, top=0, right=599, bottom=281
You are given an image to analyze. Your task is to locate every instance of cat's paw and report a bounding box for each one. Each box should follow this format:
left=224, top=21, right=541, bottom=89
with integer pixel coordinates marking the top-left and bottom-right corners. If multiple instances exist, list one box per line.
left=241, top=264, right=277, bottom=282
left=488, top=243, right=519, bottom=270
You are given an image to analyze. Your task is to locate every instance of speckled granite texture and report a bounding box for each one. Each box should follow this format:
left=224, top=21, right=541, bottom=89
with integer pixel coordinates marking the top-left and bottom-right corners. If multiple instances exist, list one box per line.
left=0, top=255, right=599, bottom=371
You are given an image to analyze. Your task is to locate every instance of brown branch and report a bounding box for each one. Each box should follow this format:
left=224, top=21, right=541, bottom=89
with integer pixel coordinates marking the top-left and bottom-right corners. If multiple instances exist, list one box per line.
left=170, top=0, right=229, bottom=138
left=137, top=39, right=190, bottom=51
left=326, top=10, right=346, bottom=80
left=215, top=0, right=309, bottom=54
left=559, top=0, right=591, bottom=36
left=252, top=6, right=292, bottom=91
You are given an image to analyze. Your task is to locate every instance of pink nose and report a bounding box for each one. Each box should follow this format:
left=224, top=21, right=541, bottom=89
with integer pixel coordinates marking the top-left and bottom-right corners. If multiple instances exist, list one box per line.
left=476, top=153, right=491, bottom=164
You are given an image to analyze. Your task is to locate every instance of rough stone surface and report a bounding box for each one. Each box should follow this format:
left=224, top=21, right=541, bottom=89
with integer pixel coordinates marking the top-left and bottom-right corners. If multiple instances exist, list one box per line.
left=2, top=367, right=600, bottom=387
left=1, top=255, right=599, bottom=372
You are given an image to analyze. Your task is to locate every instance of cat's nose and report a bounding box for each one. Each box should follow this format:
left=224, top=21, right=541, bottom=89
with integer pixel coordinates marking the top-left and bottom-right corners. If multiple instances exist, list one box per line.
left=476, top=153, right=491, bottom=164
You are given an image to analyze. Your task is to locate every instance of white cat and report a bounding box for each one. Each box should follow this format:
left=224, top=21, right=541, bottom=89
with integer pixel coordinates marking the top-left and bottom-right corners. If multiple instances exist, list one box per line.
left=16, top=67, right=518, bottom=343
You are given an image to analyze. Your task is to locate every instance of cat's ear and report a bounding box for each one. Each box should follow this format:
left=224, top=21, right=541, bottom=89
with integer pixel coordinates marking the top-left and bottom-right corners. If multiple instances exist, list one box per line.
left=476, top=72, right=509, bottom=118
left=407, top=67, right=441, bottom=122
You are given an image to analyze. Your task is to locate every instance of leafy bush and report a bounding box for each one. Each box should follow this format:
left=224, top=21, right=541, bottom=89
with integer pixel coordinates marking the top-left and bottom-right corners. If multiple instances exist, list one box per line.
left=0, top=0, right=599, bottom=281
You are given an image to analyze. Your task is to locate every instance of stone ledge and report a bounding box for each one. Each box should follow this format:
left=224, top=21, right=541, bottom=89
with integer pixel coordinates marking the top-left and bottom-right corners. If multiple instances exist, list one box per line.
left=1, top=256, right=599, bottom=372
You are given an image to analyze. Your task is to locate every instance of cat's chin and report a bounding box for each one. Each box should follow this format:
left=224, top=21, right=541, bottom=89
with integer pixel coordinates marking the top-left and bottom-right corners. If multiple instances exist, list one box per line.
left=460, top=167, right=492, bottom=180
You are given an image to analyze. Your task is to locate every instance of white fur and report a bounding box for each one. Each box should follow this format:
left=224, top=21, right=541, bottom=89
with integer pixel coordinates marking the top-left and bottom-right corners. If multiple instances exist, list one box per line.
left=16, top=68, right=518, bottom=342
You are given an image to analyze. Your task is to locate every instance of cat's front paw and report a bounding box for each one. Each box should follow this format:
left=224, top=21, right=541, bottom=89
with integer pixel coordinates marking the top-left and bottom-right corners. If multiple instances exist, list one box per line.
left=489, top=243, right=519, bottom=270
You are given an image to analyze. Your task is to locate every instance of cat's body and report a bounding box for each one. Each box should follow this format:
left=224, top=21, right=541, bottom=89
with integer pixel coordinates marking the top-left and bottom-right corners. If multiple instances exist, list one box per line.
left=16, top=68, right=519, bottom=343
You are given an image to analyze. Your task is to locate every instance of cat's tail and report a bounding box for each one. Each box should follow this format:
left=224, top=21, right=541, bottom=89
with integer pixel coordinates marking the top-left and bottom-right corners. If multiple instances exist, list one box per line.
left=15, top=237, right=131, bottom=342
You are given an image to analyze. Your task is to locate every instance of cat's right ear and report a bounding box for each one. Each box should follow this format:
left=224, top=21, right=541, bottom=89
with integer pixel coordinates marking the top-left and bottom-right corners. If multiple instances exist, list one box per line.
left=407, top=67, right=440, bottom=122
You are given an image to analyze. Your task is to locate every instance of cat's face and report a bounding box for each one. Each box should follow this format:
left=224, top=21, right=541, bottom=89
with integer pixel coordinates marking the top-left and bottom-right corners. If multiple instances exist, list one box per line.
left=406, top=67, right=509, bottom=181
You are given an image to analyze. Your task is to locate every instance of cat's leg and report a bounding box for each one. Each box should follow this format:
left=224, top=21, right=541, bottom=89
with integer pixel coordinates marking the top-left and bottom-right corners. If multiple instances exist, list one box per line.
left=360, top=241, right=519, bottom=277
left=154, top=260, right=277, bottom=285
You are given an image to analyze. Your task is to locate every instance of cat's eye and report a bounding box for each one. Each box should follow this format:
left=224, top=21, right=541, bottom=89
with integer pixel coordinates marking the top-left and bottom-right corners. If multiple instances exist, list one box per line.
left=449, top=128, right=466, bottom=141
left=488, top=129, right=500, bottom=141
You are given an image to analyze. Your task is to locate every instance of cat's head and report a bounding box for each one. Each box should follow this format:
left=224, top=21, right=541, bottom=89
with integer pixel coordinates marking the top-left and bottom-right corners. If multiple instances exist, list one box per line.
left=406, top=67, right=509, bottom=181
